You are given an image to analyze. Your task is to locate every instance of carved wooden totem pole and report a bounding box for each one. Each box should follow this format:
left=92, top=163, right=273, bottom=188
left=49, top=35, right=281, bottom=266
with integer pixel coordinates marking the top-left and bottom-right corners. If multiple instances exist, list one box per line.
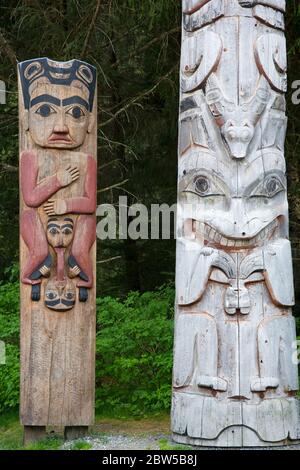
left=172, top=0, right=299, bottom=447
left=18, top=58, right=97, bottom=443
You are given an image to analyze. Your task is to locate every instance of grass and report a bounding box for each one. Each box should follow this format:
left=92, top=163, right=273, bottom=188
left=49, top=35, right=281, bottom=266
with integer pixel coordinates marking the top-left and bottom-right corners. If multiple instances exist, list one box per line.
left=0, top=409, right=23, bottom=450
left=0, top=409, right=172, bottom=451
left=25, top=437, right=64, bottom=451
left=68, top=440, right=92, bottom=450
left=158, top=438, right=192, bottom=451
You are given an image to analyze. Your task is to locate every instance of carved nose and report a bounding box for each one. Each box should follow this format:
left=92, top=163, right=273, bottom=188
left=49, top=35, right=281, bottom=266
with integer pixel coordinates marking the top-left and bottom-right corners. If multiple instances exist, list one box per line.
left=224, top=122, right=254, bottom=159
left=53, top=123, right=69, bottom=134
left=53, top=112, right=69, bottom=133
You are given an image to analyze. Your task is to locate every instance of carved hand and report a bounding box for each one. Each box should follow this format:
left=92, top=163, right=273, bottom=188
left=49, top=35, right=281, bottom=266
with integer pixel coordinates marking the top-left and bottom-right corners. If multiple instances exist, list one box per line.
left=44, top=199, right=67, bottom=216
left=56, top=166, right=79, bottom=187
left=69, top=266, right=81, bottom=278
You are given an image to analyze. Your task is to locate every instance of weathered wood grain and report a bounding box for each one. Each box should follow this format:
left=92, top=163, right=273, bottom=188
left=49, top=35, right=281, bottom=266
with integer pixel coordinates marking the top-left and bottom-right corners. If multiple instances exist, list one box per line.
left=172, top=0, right=299, bottom=447
left=18, top=58, right=97, bottom=434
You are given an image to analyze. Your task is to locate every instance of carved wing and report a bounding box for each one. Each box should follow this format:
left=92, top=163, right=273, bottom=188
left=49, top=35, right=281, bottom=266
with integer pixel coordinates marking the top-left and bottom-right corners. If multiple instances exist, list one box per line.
left=263, top=239, right=295, bottom=306
left=181, top=31, right=222, bottom=93
left=176, top=239, right=216, bottom=305
left=255, top=33, right=287, bottom=93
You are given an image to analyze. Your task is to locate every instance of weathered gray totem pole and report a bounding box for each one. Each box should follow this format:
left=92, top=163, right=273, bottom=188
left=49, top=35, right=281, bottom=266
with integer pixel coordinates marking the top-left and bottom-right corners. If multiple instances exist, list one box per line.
left=18, top=58, right=97, bottom=443
left=172, top=0, right=299, bottom=447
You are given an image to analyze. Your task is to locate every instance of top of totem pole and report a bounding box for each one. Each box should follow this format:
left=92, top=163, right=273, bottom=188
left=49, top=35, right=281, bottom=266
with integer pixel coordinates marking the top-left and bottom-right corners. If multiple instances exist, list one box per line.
left=18, top=58, right=97, bottom=150
left=18, top=57, right=96, bottom=111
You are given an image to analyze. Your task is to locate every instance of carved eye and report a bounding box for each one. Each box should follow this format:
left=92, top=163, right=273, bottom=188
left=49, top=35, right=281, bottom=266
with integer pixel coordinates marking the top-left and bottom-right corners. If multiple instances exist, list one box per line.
left=36, top=104, right=56, bottom=117
left=62, top=228, right=73, bottom=235
left=264, top=176, right=284, bottom=197
left=65, top=292, right=75, bottom=300
left=181, top=169, right=227, bottom=197
left=227, top=130, right=236, bottom=141
left=250, top=175, right=285, bottom=198
left=242, top=128, right=251, bottom=142
left=195, top=176, right=210, bottom=195
left=66, top=106, right=85, bottom=119
left=46, top=291, right=58, bottom=300
left=48, top=228, right=59, bottom=235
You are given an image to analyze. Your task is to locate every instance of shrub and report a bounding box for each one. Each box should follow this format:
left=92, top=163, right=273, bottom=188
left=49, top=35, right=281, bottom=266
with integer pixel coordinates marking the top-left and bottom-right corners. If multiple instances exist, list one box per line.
left=0, top=274, right=20, bottom=412
left=0, top=276, right=175, bottom=417
left=95, top=285, right=174, bottom=416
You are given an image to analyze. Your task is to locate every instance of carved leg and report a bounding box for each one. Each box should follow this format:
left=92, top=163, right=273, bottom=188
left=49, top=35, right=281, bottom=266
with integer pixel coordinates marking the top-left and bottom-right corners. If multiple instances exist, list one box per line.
left=23, top=426, right=47, bottom=446
left=173, top=313, right=227, bottom=392
left=69, top=215, right=96, bottom=300
left=21, top=209, right=51, bottom=300
left=251, top=316, right=298, bottom=392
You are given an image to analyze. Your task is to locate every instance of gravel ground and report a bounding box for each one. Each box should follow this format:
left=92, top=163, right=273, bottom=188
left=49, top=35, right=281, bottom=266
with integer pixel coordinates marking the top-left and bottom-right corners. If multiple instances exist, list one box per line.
left=62, top=434, right=164, bottom=450
left=61, top=434, right=300, bottom=451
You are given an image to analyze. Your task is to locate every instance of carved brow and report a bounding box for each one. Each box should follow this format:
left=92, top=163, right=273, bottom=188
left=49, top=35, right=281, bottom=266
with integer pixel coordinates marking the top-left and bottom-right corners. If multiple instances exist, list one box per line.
left=47, top=223, right=60, bottom=229
left=62, top=96, right=89, bottom=109
left=61, top=224, right=73, bottom=230
left=64, top=218, right=74, bottom=223
left=30, top=94, right=61, bottom=107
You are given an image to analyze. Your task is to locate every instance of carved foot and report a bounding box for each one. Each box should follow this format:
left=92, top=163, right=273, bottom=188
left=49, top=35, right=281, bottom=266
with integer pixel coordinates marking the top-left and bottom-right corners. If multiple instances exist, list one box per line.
left=68, top=255, right=89, bottom=281
left=31, top=284, right=41, bottom=302
left=29, top=254, right=52, bottom=280
left=251, top=377, right=279, bottom=392
left=197, top=375, right=227, bottom=392
left=79, top=287, right=88, bottom=302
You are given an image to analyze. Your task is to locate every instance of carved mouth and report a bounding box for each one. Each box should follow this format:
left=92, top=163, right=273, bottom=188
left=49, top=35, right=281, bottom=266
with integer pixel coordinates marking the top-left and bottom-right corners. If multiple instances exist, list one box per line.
left=193, top=219, right=278, bottom=249
left=49, top=133, right=73, bottom=144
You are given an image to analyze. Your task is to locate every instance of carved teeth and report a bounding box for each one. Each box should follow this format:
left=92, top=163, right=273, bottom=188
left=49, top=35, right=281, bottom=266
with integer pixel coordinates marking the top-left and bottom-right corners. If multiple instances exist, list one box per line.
left=220, top=237, right=228, bottom=246
left=191, top=219, right=278, bottom=248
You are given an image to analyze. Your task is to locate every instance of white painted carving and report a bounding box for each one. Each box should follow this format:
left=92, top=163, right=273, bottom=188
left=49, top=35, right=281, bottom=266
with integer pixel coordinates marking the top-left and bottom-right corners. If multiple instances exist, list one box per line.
left=173, top=0, right=299, bottom=447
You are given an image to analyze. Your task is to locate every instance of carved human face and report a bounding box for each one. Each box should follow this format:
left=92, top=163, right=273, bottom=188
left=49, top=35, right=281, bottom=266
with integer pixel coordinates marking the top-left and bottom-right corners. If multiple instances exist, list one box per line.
left=45, top=279, right=76, bottom=311
left=28, top=83, right=91, bottom=148
left=178, top=149, right=288, bottom=249
left=46, top=217, right=74, bottom=248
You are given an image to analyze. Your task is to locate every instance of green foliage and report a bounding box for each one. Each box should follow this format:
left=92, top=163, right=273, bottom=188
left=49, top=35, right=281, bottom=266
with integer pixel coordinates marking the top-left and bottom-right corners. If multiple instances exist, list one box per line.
left=0, top=269, right=20, bottom=412
left=0, top=410, right=23, bottom=450
left=24, top=437, right=64, bottom=451
left=68, top=440, right=93, bottom=450
left=96, top=284, right=174, bottom=416
left=0, top=279, right=174, bottom=416
left=158, top=438, right=192, bottom=451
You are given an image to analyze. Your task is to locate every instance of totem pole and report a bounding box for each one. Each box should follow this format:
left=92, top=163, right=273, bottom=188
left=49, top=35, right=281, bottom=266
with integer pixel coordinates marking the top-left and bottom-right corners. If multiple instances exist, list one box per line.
left=172, top=0, right=299, bottom=447
left=18, top=58, right=97, bottom=443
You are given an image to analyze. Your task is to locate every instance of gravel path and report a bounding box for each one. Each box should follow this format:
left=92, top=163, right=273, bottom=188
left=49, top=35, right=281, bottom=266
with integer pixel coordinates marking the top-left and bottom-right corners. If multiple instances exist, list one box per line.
left=61, top=434, right=300, bottom=451
left=62, top=434, right=164, bottom=450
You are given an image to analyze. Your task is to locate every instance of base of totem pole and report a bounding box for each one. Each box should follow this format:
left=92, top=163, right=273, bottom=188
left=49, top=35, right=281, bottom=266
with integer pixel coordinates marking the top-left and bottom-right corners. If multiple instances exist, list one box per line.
left=23, top=426, right=90, bottom=445
left=23, top=426, right=47, bottom=446
left=64, top=426, right=89, bottom=440
left=172, top=433, right=300, bottom=449
left=171, top=394, right=300, bottom=448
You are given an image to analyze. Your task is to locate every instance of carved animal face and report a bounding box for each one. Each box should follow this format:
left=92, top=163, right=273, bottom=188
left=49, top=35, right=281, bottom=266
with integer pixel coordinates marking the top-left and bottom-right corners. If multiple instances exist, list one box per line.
left=45, top=279, right=76, bottom=311
left=222, top=120, right=255, bottom=160
left=178, top=149, right=288, bottom=247
left=46, top=217, right=74, bottom=248
left=28, top=84, right=91, bottom=149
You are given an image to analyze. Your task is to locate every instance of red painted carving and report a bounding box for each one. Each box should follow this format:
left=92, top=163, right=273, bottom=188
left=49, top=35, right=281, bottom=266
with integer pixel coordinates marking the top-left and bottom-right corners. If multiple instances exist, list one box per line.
left=20, top=208, right=49, bottom=285
left=20, top=150, right=97, bottom=297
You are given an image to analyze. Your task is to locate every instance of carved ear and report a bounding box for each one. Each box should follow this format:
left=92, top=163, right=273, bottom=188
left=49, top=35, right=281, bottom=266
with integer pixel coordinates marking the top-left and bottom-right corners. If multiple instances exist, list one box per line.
left=87, top=112, right=95, bottom=134
left=24, top=110, right=29, bottom=131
